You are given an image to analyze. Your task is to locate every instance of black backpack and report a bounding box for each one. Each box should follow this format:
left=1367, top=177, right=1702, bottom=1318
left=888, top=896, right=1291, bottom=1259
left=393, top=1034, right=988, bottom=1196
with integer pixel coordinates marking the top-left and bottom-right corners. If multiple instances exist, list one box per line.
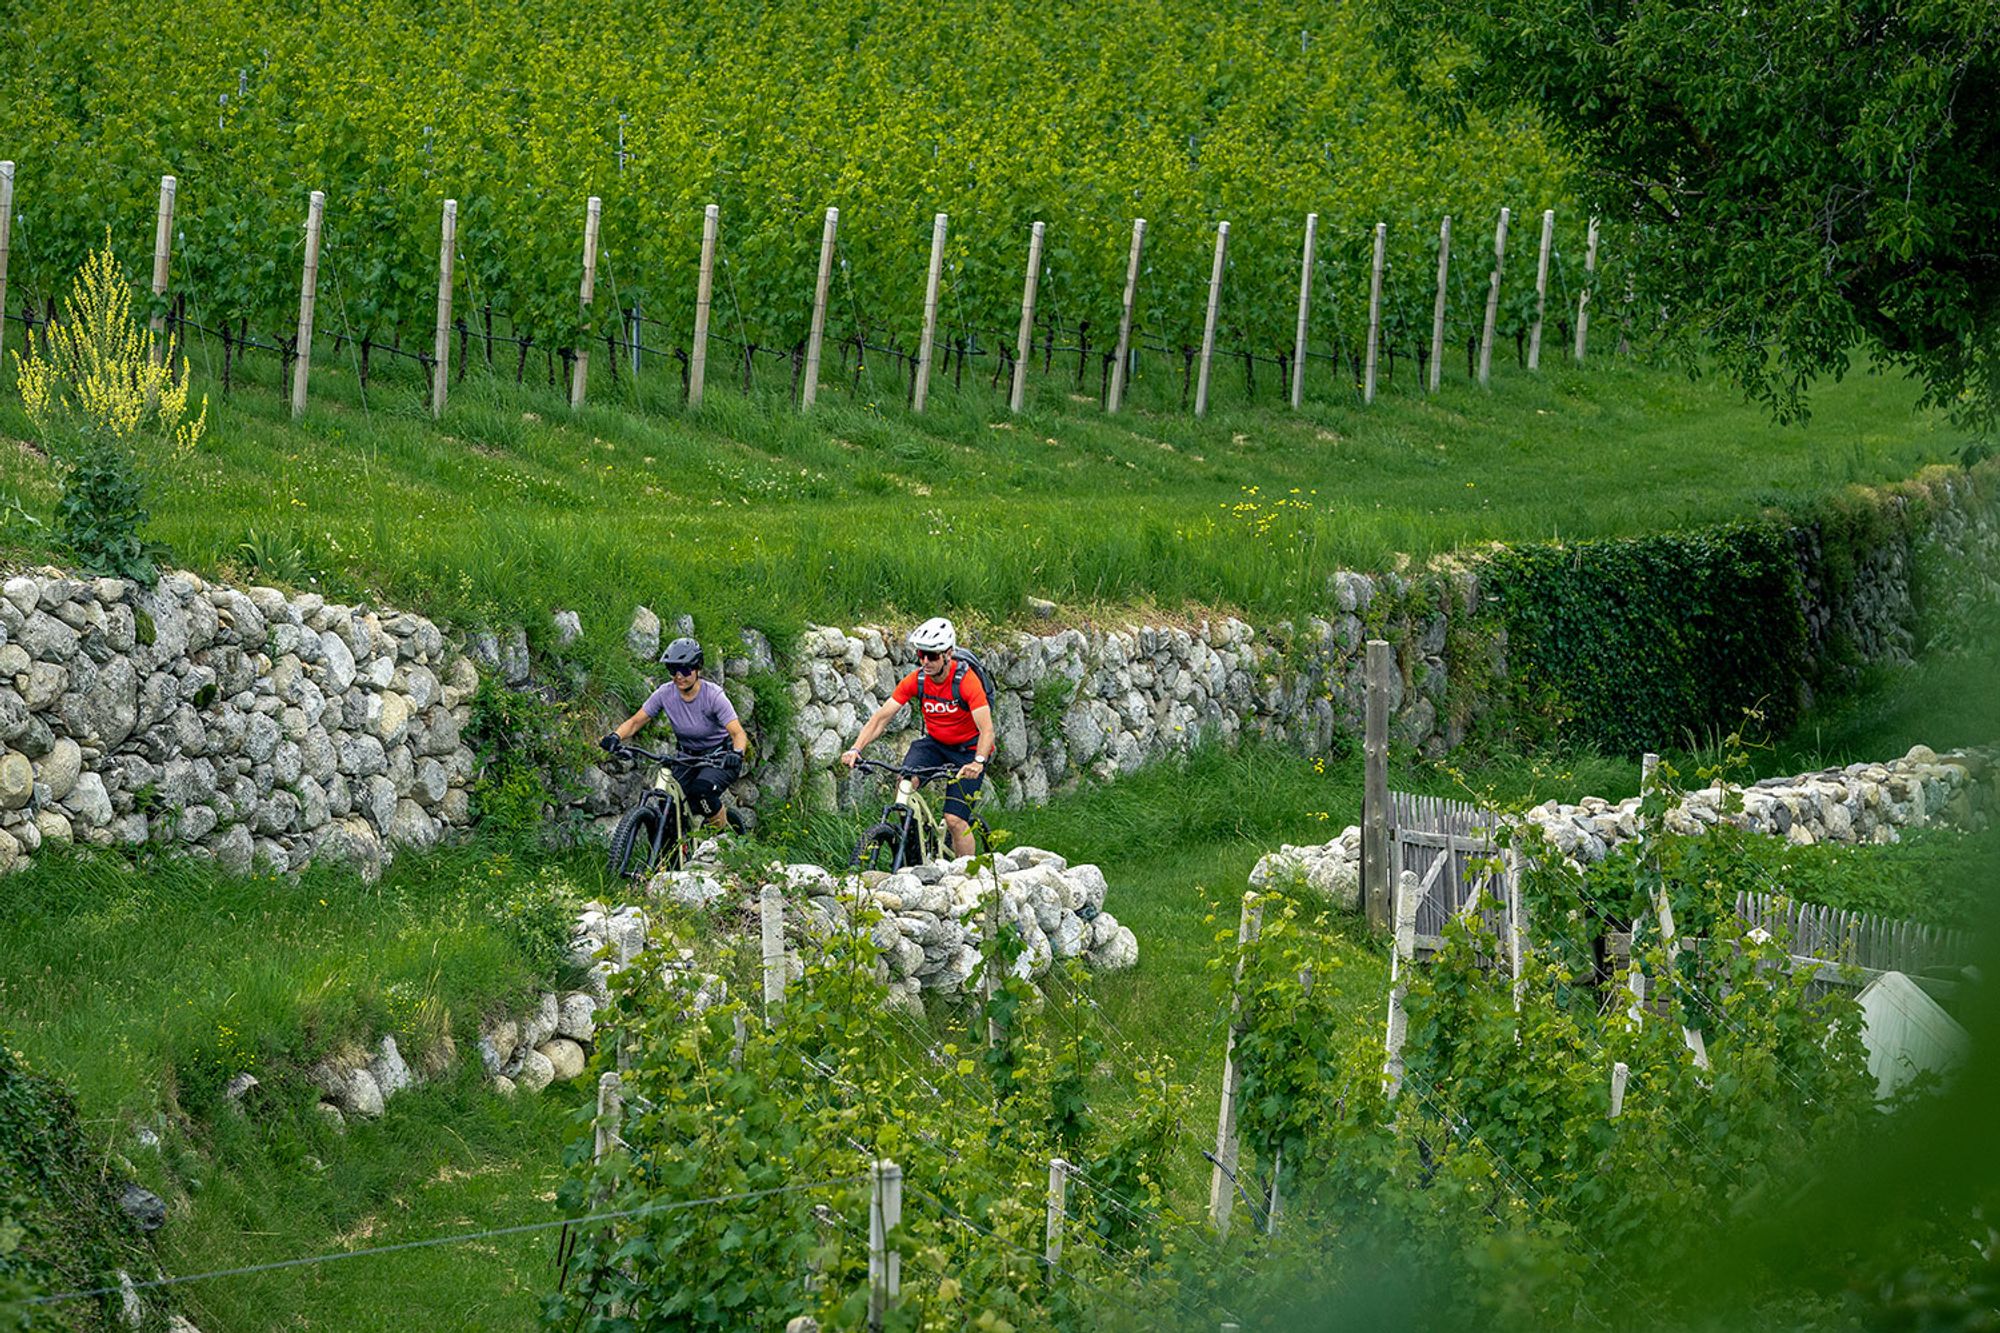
left=936, top=648, right=999, bottom=747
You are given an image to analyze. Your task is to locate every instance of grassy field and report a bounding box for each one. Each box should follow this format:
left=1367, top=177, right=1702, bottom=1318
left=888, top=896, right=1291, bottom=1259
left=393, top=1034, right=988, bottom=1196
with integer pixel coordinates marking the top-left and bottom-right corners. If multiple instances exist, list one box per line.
left=0, top=336, right=1960, bottom=687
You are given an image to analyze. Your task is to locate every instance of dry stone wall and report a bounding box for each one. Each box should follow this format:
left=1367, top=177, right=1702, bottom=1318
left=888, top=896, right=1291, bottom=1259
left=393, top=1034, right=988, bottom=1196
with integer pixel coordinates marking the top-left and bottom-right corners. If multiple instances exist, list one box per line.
left=1250, top=745, right=1999, bottom=911
left=0, top=568, right=478, bottom=880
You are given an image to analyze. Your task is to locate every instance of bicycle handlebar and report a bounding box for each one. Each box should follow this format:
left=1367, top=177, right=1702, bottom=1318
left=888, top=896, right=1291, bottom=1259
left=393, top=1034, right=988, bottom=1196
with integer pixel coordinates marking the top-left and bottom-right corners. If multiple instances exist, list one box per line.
left=848, top=756, right=965, bottom=782
left=610, top=743, right=717, bottom=769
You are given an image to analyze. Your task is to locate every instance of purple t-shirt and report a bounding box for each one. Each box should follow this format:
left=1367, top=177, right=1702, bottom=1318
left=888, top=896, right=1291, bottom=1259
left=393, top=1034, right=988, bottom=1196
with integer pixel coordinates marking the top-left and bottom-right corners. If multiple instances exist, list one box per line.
left=640, top=678, right=739, bottom=754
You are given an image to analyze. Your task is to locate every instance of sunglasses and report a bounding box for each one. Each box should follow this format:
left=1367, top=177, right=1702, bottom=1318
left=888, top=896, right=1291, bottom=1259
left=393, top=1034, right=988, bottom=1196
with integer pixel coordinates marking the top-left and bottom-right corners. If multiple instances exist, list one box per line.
left=671, top=666, right=700, bottom=677
left=917, top=650, right=945, bottom=662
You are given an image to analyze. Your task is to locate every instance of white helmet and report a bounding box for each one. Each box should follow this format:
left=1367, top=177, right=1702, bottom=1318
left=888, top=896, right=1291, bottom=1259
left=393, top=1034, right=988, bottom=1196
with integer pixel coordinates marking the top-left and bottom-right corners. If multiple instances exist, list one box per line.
left=907, top=617, right=957, bottom=653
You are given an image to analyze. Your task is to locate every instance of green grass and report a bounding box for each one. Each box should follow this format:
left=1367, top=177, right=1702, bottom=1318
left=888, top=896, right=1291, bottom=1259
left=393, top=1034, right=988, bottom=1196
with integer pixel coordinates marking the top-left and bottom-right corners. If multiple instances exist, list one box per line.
left=0, top=843, right=592, bottom=1120
left=0, top=338, right=1960, bottom=690
left=152, top=1072, right=584, bottom=1333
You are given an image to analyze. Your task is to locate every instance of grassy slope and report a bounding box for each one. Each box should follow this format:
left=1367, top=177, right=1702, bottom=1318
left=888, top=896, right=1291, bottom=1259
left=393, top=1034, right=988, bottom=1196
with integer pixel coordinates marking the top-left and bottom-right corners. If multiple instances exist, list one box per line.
left=0, top=344, right=1958, bottom=691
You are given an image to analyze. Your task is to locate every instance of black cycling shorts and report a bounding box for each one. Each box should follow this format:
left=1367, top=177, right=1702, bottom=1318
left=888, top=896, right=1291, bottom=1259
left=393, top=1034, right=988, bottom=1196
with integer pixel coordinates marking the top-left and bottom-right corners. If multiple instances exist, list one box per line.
left=903, top=735, right=983, bottom=823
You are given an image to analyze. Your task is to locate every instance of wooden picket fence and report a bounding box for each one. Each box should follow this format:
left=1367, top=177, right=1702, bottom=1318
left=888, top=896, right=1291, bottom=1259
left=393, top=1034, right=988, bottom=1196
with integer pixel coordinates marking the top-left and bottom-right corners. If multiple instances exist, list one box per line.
left=1732, top=891, right=1972, bottom=994
left=1388, top=790, right=1515, bottom=957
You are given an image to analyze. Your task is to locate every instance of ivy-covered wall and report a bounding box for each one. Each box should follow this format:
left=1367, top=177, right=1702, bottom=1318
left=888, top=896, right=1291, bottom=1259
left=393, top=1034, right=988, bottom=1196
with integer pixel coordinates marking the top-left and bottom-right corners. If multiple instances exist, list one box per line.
left=1480, top=464, right=1998, bottom=753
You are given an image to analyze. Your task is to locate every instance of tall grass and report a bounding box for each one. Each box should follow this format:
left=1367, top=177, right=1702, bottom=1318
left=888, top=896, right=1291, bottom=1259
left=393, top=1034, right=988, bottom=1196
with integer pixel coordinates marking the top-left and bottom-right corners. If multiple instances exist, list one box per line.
left=0, top=339, right=1957, bottom=693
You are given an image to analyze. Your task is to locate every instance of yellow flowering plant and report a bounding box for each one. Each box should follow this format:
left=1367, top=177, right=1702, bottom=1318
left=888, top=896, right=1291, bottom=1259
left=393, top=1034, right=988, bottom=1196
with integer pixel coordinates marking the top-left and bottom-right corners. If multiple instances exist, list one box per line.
left=13, top=235, right=207, bottom=581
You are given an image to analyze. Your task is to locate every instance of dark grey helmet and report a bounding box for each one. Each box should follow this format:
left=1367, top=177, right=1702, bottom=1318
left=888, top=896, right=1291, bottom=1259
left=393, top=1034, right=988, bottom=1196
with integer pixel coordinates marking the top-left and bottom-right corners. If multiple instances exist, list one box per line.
left=661, top=637, right=703, bottom=671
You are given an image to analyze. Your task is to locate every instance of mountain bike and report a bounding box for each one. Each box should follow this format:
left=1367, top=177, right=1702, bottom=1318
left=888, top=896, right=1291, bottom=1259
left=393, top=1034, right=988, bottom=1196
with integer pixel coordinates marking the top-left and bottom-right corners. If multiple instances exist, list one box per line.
left=604, top=743, right=715, bottom=881
left=847, top=757, right=989, bottom=871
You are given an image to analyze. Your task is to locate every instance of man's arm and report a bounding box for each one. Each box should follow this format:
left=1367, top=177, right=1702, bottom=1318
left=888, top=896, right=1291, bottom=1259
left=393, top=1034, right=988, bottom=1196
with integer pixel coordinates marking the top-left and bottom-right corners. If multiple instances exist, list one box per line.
left=961, top=704, right=996, bottom=779
left=843, top=698, right=903, bottom=767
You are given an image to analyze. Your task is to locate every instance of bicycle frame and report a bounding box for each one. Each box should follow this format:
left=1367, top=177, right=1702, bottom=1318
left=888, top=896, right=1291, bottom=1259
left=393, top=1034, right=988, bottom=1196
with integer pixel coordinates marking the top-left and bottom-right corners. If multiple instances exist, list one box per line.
left=884, top=778, right=946, bottom=867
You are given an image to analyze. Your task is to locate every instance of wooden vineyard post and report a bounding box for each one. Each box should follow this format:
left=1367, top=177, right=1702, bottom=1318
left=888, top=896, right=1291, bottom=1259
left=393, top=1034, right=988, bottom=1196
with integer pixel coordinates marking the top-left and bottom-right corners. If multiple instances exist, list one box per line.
left=570, top=195, right=601, bottom=410
left=802, top=207, right=838, bottom=409
left=1528, top=208, right=1555, bottom=371
left=594, top=1070, right=623, bottom=1169
left=1361, top=639, right=1392, bottom=932
left=1010, top=221, right=1045, bottom=414
left=1194, top=221, right=1229, bottom=417
left=1641, top=752, right=1710, bottom=1070
left=1044, top=1158, right=1069, bottom=1278
left=1207, top=892, right=1262, bottom=1238
left=760, top=883, right=786, bottom=1024
left=431, top=198, right=457, bottom=419
left=1477, top=206, right=1509, bottom=386
left=1106, top=218, right=1146, bottom=413
left=0, top=162, right=13, bottom=369
left=689, top=204, right=719, bottom=408
left=868, top=1159, right=902, bottom=1331
left=1363, top=221, right=1386, bottom=404
left=149, top=175, right=178, bottom=367
left=1609, top=1061, right=1629, bottom=1119
left=1428, top=215, right=1450, bottom=393
left=1506, top=847, right=1526, bottom=1013
left=1290, top=212, right=1316, bottom=409
left=1574, top=217, right=1600, bottom=362
left=912, top=211, right=947, bottom=412
left=290, top=190, right=325, bottom=418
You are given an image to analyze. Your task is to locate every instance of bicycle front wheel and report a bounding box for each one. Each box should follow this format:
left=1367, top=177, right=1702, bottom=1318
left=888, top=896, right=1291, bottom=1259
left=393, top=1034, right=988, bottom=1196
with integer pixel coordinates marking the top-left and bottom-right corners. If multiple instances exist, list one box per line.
left=609, top=804, right=665, bottom=882
left=852, top=822, right=905, bottom=872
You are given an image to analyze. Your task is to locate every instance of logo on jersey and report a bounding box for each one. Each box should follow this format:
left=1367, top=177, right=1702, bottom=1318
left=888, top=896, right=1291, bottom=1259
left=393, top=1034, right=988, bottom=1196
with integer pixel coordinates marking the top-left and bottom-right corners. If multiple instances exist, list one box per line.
left=921, top=697, right=960, bottom=716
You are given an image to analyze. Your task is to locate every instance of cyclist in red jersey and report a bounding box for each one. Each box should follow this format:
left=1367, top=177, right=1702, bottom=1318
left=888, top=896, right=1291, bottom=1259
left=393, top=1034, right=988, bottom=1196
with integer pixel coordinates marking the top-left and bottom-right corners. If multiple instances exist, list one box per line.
left=841, top=617, right=995, bottom=857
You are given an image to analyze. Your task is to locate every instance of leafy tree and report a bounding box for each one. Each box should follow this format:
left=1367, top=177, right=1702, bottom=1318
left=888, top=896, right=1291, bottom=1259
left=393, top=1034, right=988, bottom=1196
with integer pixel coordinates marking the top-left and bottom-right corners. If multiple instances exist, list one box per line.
left=1372, top=0, right=2000, bottom=426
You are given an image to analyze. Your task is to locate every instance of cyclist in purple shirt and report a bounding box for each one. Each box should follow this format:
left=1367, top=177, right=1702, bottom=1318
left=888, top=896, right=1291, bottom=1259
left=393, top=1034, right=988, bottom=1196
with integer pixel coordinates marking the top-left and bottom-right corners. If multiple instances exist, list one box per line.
left=600, top=638, right=749, bottom=830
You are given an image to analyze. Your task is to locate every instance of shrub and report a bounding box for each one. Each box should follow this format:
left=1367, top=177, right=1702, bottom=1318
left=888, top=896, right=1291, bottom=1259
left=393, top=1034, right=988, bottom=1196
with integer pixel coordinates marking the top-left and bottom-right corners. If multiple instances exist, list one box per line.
left=14, top=236, right=207, bottom=583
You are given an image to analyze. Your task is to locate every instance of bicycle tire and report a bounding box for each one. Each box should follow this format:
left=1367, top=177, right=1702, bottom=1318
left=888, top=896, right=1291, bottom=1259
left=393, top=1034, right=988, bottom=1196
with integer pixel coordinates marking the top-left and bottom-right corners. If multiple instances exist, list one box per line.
left=852, top=822, right=905, bottom=872
left=608, top=804, right=665, bottom=881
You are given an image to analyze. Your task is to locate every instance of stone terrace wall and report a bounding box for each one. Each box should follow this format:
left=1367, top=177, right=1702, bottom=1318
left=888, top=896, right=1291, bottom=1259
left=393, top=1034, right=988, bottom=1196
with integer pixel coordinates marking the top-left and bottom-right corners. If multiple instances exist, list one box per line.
left=0, top=569, right=478, bottom=879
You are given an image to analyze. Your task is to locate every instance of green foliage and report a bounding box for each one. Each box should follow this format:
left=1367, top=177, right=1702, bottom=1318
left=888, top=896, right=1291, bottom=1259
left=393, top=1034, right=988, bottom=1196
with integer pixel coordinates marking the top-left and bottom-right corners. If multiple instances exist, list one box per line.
left=1486, top=523, right=1814, bottom=752
left=53, top=440, right=158, bottom=582
left=482, top=862, right=589, bottom=987
left=466, top=675, right=600, bottom=846
left=0, top=0, right=1569, bottom=366
left=548, top=904, right=1193, bottom=1331
left=0, top=1045, right=157, bottom=1330
left=1371, top=0, right=2000, bottom=427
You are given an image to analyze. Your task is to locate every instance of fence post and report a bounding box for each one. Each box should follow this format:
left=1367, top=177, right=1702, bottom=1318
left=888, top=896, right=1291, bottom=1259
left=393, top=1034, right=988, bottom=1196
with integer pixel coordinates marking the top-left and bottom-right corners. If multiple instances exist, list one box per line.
left=1506, top=847, right=1526, bottom=1012
left=802, top=207, right=839, bottom=409
left=629, top=299, right=641, bottom=378
left=149, top=175, right=178, bottom=366
left=1009, top=221, right=1044, bottom=414
left=787, top=1320, right=821, bottom=1333
left=431, top=199, right=457, bottom=419
left=1194, top=221, right=1229, bottom=417
left=1574, top=217, right=1600, bottom=362
left=867, top=1159, right=902, bottom=1331
left=1044, top=1158, right=1068, bottom=1277
left=1609, top=1061, right=1629, bottom=1119
left=289, top=190, right=325, bottom=418
left=1428, top=215, right=1450, bottom=393
left=1477, top=206, right=1509, bottom=386
left=1264, top=1143, right=1284, bottom=1234
left=912, top=212, right=947, bottom=412
left=1384, top=867, right=1421, bottom=1099
left=1361, top=640, right=1392, bottom=932
left=982, top=865, right=1002, bottom=1046
left=1363, top=222, right=1387, bottom=404
left=0, top=162, right=13, bottom=369
left=761, top=883, right=786, bottom=1025
left=571, top=195, right=601, bottom=410
left=1641, top=752, right=1711, bottom=1069
left=1207, top=891, right=1262, bottom=1238
left=594, top=1070, right=623, bottom=1168
left=1106, top=218, right=1146, bottom=413
left=1290, top=213, right=1316, bottom=409
left=689, top=204, right=719, bottom=408
left=1528, top=208, right=1554, bottom=370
